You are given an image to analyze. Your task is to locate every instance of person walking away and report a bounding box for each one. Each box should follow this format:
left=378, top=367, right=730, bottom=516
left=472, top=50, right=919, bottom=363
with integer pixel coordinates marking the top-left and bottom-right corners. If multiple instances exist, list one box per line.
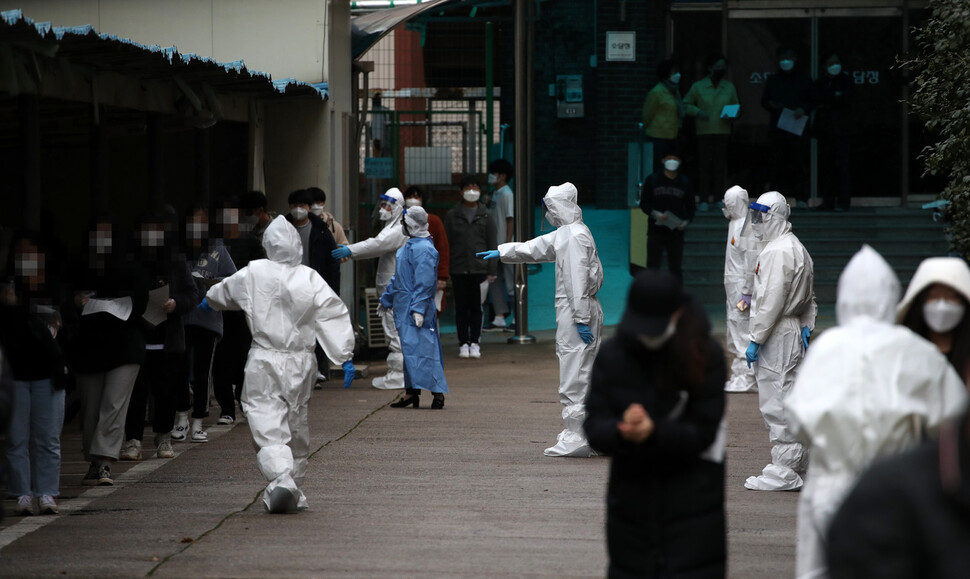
left=743, top=191, right=817, bottom=491
left=640, top=151, right=695, bottom=281
left=444, top=175, right=498, bottom=359
left=584, top=270, right=727, bottom=578
left=722, top=185, right=761, bottom=393
left=785, top=245, right=967, bottom=578
left=202, top=216, right=356, bottom=513
left=810, top=53, right=854, bottom=212
left=331, top=188, right=408, bottom=389
left=403, top=186, right=450, bottom=317
left=479, top=183, right=603, bottom=457
left=380, top=207, right=448, bottom=409
left=1, top=233, right=70, bottom=515
left=484, top=159, right=515, bottom=331
left=642, top=59, right=684, bottom=175
left=684, top=54, right=740, bottom=211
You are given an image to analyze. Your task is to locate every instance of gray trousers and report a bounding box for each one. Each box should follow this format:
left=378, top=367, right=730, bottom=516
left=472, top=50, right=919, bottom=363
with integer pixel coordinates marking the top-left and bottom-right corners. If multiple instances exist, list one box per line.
left=78, top=364, right=140, bottom=461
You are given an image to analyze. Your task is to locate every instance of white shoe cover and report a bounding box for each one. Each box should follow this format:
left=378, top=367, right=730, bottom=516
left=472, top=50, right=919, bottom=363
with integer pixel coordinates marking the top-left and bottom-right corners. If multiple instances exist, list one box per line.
left=744, top=463, right=804, bottom=491
left=724, top=376, right=757, bottom=393
left=371, top=371, right=405, bottom=390
left=543, top=429, right=593, bottom=457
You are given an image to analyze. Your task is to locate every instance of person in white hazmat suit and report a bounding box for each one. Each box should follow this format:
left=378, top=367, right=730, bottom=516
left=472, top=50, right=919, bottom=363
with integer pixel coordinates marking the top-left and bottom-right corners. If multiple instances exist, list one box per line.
left=785, top=245, right=967, bottom=578
left=331, top=188, right=408, bottom=390
left=202, top=216, right=356, bottom=513
left=743, top=191, right=817, bottom=491
left=722, top=185, right=762, bottom=393
left=478, top=183, right=604, bottom=457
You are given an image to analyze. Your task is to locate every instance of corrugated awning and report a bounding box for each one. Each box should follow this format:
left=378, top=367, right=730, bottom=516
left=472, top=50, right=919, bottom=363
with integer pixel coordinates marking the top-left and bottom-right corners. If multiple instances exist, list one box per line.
left=0, top=9, right=328, bottom=100
left=351, top=0, right=453, bottom=60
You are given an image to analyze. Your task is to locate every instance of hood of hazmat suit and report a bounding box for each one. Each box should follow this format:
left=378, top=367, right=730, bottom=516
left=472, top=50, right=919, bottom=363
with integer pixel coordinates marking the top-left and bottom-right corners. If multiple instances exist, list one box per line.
left=723, top=185, right=749, bottom=222
left=498, top=183, right=604, bottom=457
left=403, top=206, right=431, bottom=238
left=896, top=257, right=970, bottom=323
left=784, top=245, right=968, bottom=578
left=204, top=216, right=355, bottom=511
left=723, top=185, right=762, bottom=392
left=748, top=191, right=792, bottom=243
left=346, top=187, right=408, bottom=293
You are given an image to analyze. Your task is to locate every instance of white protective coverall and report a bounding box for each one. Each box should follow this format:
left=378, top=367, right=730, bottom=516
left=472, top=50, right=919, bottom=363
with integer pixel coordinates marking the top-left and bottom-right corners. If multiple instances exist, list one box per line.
left=745, top=191, right=817, bottom=491
left=723, top=185, right=762, bottom=393
left=785, top=245, right=967, bottom=579
left=206, top=216, right=355, bottom=511
left=498, top=183, right=604, bottom=457
left=346, top=188, right=408, bottom=389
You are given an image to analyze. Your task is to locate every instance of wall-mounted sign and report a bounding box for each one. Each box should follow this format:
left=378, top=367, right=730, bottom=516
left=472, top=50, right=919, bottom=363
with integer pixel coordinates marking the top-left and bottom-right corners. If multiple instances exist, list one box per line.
left=606, top=31, right=636, bottom=62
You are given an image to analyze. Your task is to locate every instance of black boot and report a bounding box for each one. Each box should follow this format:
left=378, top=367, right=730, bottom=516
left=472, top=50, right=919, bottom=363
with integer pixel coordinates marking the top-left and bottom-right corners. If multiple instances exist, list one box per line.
left=431, top=393, right=445, bottom=410
left=391, top=389, right=420, bottom=408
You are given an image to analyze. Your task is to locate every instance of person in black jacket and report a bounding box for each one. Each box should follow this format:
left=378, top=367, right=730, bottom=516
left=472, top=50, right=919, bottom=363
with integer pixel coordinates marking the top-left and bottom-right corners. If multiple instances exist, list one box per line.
left=285, top=188, right=340, bottom=292
left=827, top=410, right=970, bottom=579
left=810, top=53, right=854, bottom=212
left=640, top=151, right=696, bottom=281
left=761, top=46, right=813, bottom=207
left=584, top=270, right=727, bottom=579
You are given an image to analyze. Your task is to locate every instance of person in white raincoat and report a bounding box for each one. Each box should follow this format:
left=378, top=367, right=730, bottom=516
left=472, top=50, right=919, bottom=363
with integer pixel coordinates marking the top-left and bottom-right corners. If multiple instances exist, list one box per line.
left=743, top=191, right=817, bottom=491
left=479, top=182, right=604, bottom=457
left=331, top=188, right=408, bottom=390
left=203, top=216, right=356, bottom=513
left=722, top=185, right=762, bottom=393
left=785, top=245, right=967, bottom=578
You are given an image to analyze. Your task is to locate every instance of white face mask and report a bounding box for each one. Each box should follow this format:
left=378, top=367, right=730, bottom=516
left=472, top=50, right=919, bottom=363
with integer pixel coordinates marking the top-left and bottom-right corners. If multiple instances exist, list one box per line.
left=405, top=198, right=423, bottom=207
left=638, top=317, right=678, bottom=350
left=663, top=159, right=680, bottom=172
left=310, top=204, right=325, bottom=216
left=827, top=64, right=842, bottom=76
left=379, top=207, right=393, bottom=221
left=290, top=207, right=308, bottom=222
left=487, top=174, right=498, bottom=185
left=779, top=59, right=795, bottom=72
left=923, top=299, right=965, bottom=333
left=669, top=73, right=681, bottom=84
left=463, top=189, right=481, bottom=203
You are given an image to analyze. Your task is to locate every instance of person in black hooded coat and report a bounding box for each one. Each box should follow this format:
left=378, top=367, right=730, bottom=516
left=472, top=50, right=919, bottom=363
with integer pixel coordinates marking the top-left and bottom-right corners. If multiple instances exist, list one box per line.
left=584, top=270, right=727, bottom=579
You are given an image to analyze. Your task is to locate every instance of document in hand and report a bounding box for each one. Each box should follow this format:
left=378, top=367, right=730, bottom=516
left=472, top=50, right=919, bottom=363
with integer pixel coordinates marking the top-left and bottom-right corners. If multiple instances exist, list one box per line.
left=777, top=107, right=808, bottom=136
left=720, top=104, right=740, bottom=119
left=142, top=285, right=169, bottom=327
left=82, top=296, right=133, bottom=321
left=651, top=210, right=685, bottom=230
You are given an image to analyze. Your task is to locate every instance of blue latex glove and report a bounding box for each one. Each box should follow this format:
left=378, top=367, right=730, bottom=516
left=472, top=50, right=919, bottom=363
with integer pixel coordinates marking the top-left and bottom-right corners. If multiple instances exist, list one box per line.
left=745, top=341, right=760, bottom=368
left=801, top=326, right=811, bottom=349
left=331, top=245, right=352, bottom=260
left=576, top=323, right=594, bottom=344
left=198, top=298, right=214, bottom=312
left=342, top=361, right=356, bottom=389
left=476, top=250, right=500, bottom=260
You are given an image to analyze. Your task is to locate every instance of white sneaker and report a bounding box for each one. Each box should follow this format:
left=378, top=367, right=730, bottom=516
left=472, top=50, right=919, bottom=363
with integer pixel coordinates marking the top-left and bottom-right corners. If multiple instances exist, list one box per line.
left=459, top=344, right=470, bottom=358
left=39, top=495, right=58, bottom=515
left=16, top=495, right=33, bottom=516
left=120, top=438, right=142, bottom=461
left=172, top=412, right=189, bottom=442
left=491, top=317, right=506, bottom=328
left=217, top=415, right=234, bottom=425
left=156, top=436, right=175, bottom=459
left=469, top=343, right=481, bottom=358
left=190, top=419, right=208, bottom=443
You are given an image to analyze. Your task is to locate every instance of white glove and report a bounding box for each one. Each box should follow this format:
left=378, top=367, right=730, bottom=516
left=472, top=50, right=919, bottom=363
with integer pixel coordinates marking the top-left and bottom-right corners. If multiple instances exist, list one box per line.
left=377, top=304, right=389, bottom=316
left=412, top=313, right=424, bottom=327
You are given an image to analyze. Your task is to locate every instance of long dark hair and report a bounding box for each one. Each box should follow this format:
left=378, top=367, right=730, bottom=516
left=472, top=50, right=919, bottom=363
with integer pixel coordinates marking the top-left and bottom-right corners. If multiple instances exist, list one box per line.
left=901, top=286, right=970, bottom=381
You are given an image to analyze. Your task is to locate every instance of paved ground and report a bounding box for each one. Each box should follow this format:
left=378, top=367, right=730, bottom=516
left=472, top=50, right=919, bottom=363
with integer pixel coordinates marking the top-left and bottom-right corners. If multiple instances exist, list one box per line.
left=0, top=326, right=799, bottom=578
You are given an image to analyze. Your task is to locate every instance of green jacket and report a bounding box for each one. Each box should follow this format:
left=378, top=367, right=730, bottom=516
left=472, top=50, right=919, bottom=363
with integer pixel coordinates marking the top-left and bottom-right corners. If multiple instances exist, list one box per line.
left=684, top=77, right=740, bottom=136
left=642, top=83, right=681, bottom=140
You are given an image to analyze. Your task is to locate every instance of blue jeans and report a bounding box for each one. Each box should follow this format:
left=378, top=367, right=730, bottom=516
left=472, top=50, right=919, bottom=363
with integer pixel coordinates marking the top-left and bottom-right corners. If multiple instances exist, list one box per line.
left=6, top=379, right=65, bottom=497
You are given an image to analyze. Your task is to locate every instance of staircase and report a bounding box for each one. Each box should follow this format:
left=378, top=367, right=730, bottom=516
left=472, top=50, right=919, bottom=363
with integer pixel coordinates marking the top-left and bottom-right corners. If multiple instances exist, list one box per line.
left=682, top=207, right=951, bottom=306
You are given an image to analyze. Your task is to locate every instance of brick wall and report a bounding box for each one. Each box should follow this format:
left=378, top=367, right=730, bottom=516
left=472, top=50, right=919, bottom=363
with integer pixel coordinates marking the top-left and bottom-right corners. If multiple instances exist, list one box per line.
left=533, top=0, right=667, bottom=208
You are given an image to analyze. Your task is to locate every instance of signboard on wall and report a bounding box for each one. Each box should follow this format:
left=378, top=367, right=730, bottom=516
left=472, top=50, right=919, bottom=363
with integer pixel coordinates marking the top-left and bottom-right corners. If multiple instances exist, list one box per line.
left=606, top=31, right=636, bottom=62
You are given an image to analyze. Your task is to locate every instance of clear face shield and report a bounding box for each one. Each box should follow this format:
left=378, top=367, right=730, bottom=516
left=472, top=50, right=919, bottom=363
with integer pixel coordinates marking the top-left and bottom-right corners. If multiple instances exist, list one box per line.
left=741, top=201, right=771, bottom=238
left=375, top=194, right=397, bottom=222
left=540, top=198, right=560, bottom=233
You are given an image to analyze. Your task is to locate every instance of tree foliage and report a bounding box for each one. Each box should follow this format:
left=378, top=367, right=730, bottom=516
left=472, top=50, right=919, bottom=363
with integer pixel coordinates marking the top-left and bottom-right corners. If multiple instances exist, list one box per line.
left=908, top=0, right=970, bottom=258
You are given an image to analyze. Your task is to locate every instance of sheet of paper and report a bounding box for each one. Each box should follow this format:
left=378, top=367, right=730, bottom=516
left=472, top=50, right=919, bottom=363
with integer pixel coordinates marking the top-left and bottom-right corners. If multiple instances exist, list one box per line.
left=650, top=210, right=684, bottom=230
left=142, top=285, right=169, bottom=327
left=720, top=104, right=740, bottom=119
left=777, top=107, right=808, bottom=136
left=435, top=289, right=444, bottom=311
left=479, top=280, right=490, bottom=304
left=82, top=296, right=133, bottom=321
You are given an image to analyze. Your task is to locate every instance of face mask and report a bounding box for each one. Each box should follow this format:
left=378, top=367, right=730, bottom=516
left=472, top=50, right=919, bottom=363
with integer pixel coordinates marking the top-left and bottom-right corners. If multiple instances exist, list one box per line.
left=669, top=73, right=681, bottom=84
left=722, top=207, right=732, bottom=220
left=244, top=214, right=260, bottom=226
left=140, top=230, right=165, bottom=248
left=379, top=207, right=393, bottom=221
left=827, top=64, right=842, bottom=76
left=90, top=232, right=112, bottom=254
left=487, top=174, right=498, bottom=185
left=310, top=204, right=325, bottom=216
left=711, top=69, right=725, bottom=82
left=663, top=159, right=680, bottom=172
left=187, top=222, right=208, bottom=239
left=463, top=189, right=481, bottom=203
left=405, top=198, right=423, bottom=207
left=779, top=59, right=795, bottom=72
left=637, top=317, right=678, bottom=350
left=923, top=299, right=965, bottom=333
left=290, top=207, right=308, bottom=221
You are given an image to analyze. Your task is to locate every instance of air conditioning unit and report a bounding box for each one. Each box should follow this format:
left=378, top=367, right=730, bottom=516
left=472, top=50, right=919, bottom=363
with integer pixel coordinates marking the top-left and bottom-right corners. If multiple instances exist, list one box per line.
left=364, top=288, right=387, bottom=348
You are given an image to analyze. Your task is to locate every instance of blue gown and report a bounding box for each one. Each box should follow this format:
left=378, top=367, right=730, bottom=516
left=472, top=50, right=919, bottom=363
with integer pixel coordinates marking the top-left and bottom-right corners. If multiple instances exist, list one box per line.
left=380, top=237, right=448, bottom=393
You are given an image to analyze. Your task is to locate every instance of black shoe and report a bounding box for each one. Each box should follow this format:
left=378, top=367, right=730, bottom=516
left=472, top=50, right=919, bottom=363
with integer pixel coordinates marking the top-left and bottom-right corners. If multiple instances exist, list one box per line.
left=390, top=395, right=420, bottom=408
left=503, top=323, right=517, bottom=333
left=431, top=395, right=445, bottom=410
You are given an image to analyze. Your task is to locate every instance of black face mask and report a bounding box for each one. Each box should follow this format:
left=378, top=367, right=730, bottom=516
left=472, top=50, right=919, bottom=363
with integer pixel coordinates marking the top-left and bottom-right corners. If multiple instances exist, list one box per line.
left=711, top=69, right=725, bottom=82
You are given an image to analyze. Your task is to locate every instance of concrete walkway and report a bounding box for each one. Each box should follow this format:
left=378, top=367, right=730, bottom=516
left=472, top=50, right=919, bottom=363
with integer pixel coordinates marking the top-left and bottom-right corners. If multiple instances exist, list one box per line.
left=0, top=328, right=797, bottom=578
